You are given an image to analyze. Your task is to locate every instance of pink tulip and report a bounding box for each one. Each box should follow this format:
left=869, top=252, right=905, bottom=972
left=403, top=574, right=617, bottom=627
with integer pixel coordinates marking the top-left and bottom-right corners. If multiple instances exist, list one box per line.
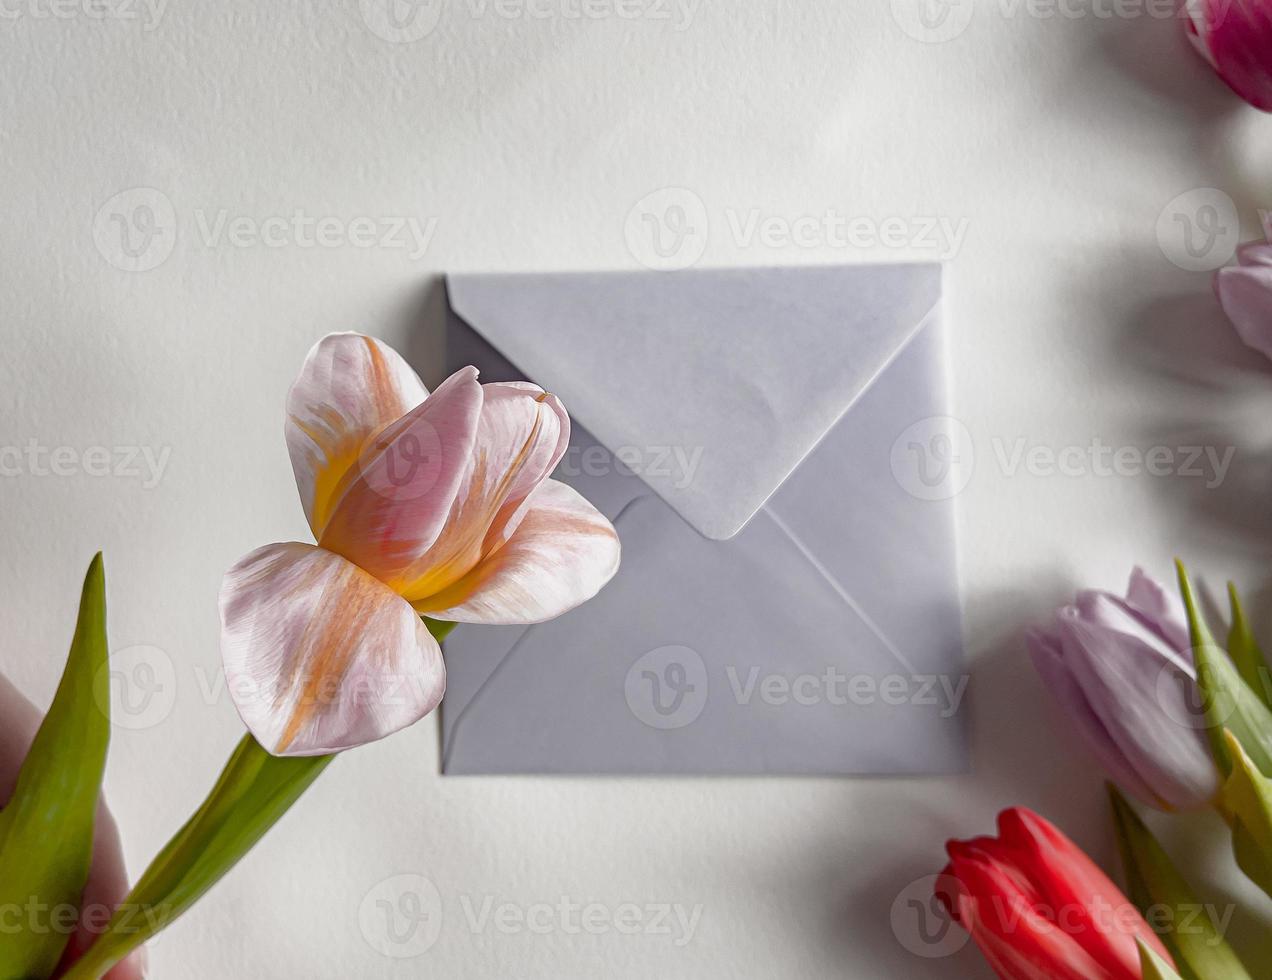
left=1215, top=226, right=1272, bottom=362
left=1186, top=0, right=1272, bottom=111
left=220, top=334, right=620, bottom=756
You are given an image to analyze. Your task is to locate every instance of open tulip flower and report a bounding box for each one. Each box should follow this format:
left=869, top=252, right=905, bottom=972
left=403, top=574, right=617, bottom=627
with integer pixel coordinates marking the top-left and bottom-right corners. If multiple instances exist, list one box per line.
left=219, top=333, right=621, bottom=756
left=1026, top=568, right=1219, bottom=812
left=937, top=808, right=1175, bottom=980
left=1186, top=0, right=1272, bottom=111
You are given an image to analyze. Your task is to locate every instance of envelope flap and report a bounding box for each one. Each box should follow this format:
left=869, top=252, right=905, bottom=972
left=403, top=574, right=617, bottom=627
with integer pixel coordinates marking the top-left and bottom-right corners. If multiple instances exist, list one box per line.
left=446, top=263, right=942, bottom=540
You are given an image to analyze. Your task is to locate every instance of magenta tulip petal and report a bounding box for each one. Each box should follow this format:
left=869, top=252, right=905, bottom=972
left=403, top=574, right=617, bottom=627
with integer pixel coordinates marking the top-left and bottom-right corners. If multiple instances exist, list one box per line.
left=220, top=542, right=444, bottom=756
left=1056, top=611, right=1219, bottom=810
left=1027, top=627, right=1163, bottom=808
left=318, top=366, right=484, bottom=587
left=414, top=479, right=620, bottom=625
left=1187, top=0, right=1272, bottom=111
left=286, top=333, right=429, bottom=540
left=1216, top=262, right=1272, bottom=361
left=393, top=381, right=569, bottom=604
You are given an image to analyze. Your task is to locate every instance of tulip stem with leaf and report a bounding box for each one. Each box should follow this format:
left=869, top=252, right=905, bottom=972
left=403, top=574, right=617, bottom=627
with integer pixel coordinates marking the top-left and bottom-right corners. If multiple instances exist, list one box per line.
left=1175, top=562, right=1272, bottom=903
left=0, top=556, right=110, bottom=979
left=1226, top=582, right=1272, bottom=711
left=63, top=617, right=460, bottom=979
left=1109, top=783, right=1253, bottom=979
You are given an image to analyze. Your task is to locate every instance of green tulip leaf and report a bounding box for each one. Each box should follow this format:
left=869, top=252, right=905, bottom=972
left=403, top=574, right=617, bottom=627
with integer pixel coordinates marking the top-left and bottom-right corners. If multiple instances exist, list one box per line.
left=1177, top=562, right=1272, bottom=777
left=1216, top=729, right=1272, bottom=901
left=1139, top=940, right=1187, bottom=980
left=64, top=733, right=333, bottom=979
left=0, top=555, right=111, bottom=979
left=1227, top=583, right=1272, bottom=711
left=1109, top=785, right=1253, bottom=979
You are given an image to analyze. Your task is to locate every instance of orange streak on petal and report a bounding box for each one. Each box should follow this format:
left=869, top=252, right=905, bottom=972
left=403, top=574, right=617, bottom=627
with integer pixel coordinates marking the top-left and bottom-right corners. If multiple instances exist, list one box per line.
left=274, top=561, right=379, bottom=753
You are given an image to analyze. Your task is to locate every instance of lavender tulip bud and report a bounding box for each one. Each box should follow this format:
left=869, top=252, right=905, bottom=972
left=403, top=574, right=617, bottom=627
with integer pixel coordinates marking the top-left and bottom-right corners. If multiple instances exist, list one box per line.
left=1028, top=568, right=1220, bottom=811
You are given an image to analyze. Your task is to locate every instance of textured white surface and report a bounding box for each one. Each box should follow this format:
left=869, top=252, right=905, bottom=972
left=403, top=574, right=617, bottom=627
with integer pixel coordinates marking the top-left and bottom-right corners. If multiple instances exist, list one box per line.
left=2, top=2, right=1272, bottom=977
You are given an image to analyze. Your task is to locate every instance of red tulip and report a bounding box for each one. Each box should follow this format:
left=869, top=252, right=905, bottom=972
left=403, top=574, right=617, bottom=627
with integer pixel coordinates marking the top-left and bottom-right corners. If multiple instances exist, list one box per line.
left=936, top=808, right=1174, bottom=980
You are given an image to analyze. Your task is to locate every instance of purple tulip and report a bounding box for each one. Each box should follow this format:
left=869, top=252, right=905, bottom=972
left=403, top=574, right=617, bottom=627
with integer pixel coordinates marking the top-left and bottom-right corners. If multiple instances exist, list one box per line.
left=1027, top=568, right=1220, bottom=811
left=1215, top=223, right=1272, bottom=363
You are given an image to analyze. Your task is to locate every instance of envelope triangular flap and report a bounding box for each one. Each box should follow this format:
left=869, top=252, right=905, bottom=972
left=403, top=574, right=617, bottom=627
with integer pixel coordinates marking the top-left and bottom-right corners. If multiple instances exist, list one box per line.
left=446, top=264, right=942, bottom=540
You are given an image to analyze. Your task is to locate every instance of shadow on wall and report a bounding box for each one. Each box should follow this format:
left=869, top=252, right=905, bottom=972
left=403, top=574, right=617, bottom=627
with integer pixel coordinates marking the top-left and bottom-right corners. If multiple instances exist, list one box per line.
left=1125, top=289, right=1272, bottom=558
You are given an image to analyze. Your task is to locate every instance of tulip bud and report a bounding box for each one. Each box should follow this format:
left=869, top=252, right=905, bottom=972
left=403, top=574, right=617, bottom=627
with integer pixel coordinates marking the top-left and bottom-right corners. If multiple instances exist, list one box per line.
left=1027, top=568, right=1220, bottom=811
left=937, top=808, right=1175, bottom=980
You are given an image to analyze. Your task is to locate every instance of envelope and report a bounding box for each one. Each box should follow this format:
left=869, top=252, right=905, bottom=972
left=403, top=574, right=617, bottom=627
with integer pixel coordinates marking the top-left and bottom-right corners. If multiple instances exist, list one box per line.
left=438, top=263, right=968, bottom=775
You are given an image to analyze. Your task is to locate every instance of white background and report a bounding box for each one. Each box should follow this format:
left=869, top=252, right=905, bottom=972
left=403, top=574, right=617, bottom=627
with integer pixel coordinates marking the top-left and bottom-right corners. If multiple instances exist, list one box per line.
left=3, top=1, right=1272, bottom=976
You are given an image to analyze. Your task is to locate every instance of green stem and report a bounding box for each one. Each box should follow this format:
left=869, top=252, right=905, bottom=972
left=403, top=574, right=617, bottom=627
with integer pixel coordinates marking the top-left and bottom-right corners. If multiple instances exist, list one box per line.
left=68, top=617, right=454, bottom=978
left=63, top=735, right=333, bottom=979
left=426, top=617, right=457, bottom=643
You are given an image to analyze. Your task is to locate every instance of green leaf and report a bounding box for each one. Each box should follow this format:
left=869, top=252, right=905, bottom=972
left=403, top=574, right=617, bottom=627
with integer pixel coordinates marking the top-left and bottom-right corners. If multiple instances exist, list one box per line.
left=424, top=617, right=456, bottom=643
left=0, top=555, right=111, bottom=979
left=64, top=733, right=332, bottom=979
left=1227, top=583, right=1272, bottom=710
left=1216, top=729, right=1272, bottom=900
left=1176, top=562, right=1272, bottom=777
left=1109, top=785, right=1253, bottom=980
left=1140, top=940, right=1187, bottom=980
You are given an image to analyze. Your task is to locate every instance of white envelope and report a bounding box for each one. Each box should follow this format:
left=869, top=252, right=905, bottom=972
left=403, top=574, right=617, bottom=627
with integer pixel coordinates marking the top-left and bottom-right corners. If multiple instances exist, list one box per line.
left=438, top=263, right=968, bottom=775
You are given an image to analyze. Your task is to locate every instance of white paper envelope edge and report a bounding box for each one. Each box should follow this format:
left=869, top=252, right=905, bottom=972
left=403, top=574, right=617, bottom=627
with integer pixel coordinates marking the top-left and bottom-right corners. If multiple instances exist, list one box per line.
left=438, top=264, right=968, bottom=775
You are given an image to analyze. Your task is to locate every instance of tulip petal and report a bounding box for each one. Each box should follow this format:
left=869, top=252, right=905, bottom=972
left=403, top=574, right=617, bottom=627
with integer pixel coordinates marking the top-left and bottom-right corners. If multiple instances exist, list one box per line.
left=1187, top=0, right=1272, bottom=111
left=1072, top=592, right=1190, bottom=673
left=318, top=366, right=484, bottom=585
left=478, top=383, right=571, bottom=548
left=286, top=333, right=429, bottom=540
left=938, top=850, right=1116, bottom=980
left=1027, top=627, right=1165, bottom=808
left=1216, top=263, right=1272, bottom=361
left=1125, top=567, right=1190, bottom=655
left=413, top=479, right=620, bottom=625
left=219, top=542, right=444, bottom=756
left=1057, top=611, right=1220, bottom=810
left=996, top=808, right=1174, bottom=974
left=392, top=382, right=570, bottom=603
